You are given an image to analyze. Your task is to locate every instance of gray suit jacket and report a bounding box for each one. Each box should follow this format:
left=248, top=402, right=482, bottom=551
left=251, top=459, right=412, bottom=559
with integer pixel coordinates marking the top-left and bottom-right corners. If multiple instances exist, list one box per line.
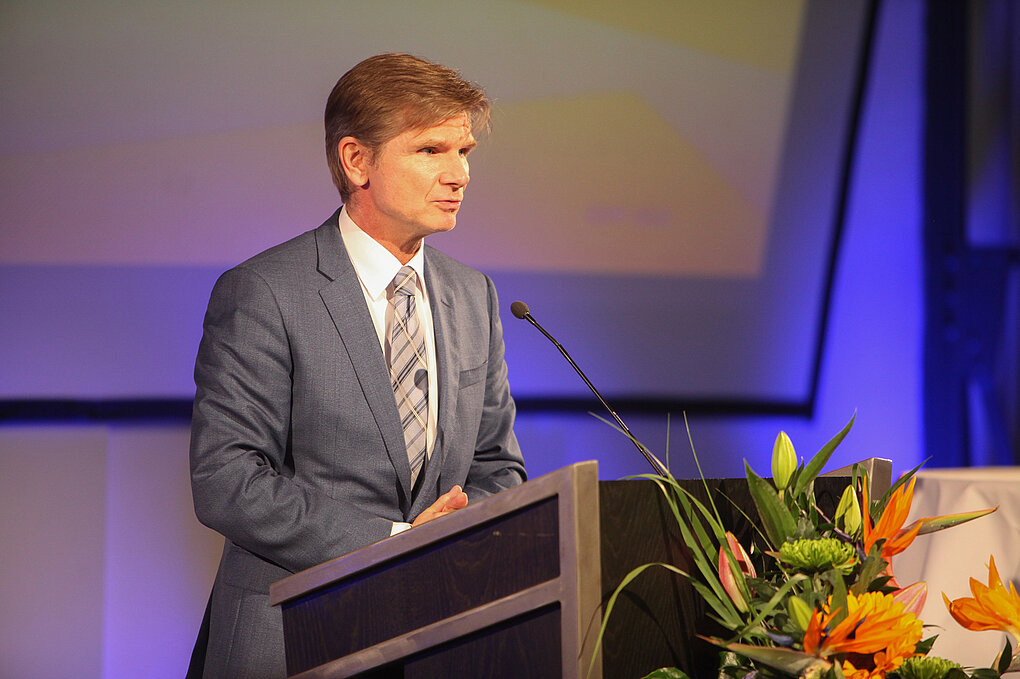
left=190, top=209, right=526, bottom=678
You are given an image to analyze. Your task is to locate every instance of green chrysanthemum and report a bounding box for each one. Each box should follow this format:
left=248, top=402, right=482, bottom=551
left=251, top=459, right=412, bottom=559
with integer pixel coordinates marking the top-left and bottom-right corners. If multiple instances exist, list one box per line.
left=892, top=655, right=961, bottom=679
left=778, top=537, right=857, bottom=574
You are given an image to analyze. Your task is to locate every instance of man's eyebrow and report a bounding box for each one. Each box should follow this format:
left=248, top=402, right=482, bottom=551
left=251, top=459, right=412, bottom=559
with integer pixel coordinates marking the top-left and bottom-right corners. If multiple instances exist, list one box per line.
left=413, top=135, right=477, bottom=149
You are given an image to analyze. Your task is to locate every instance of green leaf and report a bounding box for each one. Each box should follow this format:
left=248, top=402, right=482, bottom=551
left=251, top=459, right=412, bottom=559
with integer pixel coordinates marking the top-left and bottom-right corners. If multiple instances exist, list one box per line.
left=996, top=638, right=1013, bottom=674
left=915, top=635, right=938, bottom=655
left=645, top=477, right=741, bottom=624
left=827, top=567, right=849, bottom=627
left=642, top=669, right=690, bottom=679
left=649, top=475, right=753, bottom=629
left=1007, top=650, right=1020, bottom=674
left=700, top=637, right=832, bottom=677
left=851, top=550, right=889, bottom=595
left=588, top=562, right=690, bottom=678
left=906, top=507, right=998, bottom=536
left=968, top=668, right=1001, bottom=679
left=690, top=576, right=744, bottom=628
left=794, top=413, right=855, bottom=497
left=589, top=413, right=672, bottom=479
left=746, top=462, right=797, bottom=548
left=734, top=573, right=809, bottom=641
left=721, top=491, right=772, bottom=549
left=671, top=482, right=727, bottom=559
left=682, top=412, right=724, bottom=520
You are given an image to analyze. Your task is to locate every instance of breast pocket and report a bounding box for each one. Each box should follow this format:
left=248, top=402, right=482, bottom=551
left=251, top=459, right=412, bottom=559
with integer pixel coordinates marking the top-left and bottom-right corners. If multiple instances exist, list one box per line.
left=454, top=361, right=488, bottom=441
left=458, top=361, right=488, bottom=388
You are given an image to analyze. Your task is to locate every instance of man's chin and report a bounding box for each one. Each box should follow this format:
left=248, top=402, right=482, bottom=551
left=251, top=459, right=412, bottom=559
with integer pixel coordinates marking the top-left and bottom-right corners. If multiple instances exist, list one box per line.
left=426, top=218, right=458, bottom=235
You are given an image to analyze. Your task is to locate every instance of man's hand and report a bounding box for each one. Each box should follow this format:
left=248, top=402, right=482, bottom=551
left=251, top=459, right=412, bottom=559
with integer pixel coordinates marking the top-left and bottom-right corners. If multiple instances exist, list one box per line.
left=411, top=485, right=469, bottom=527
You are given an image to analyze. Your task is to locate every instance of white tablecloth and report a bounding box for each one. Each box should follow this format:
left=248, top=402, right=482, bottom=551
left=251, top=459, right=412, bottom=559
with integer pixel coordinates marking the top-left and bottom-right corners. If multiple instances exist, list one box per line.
left=895, top=467, right=1020, bottom=670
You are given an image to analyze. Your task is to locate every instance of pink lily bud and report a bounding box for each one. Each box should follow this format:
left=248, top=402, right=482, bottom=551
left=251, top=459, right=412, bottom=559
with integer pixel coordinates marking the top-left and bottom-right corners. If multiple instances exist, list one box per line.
left=719, top=531, right=756, bottom=612
left=893, top=581, right=928, bottom=616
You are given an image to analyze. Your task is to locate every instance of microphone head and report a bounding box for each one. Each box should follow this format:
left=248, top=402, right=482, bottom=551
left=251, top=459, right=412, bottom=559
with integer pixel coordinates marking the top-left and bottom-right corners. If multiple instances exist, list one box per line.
left=510, top=301, right=530, bottom=319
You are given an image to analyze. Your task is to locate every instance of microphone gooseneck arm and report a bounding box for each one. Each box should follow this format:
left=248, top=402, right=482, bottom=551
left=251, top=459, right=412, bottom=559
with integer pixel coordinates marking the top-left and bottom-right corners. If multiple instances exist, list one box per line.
left=510, top=301, right=669, bottom=477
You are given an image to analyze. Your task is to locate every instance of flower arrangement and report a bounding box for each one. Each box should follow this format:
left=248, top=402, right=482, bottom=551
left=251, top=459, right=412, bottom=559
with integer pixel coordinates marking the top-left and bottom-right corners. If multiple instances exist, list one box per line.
left=596, top=416, right=1019, bottom=679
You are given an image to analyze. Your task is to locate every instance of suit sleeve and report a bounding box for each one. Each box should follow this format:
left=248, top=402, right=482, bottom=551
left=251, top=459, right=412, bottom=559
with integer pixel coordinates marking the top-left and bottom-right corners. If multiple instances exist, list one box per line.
left=189, top=266, right=394, bottom=573
left=462, top=274, right=527, bottom=501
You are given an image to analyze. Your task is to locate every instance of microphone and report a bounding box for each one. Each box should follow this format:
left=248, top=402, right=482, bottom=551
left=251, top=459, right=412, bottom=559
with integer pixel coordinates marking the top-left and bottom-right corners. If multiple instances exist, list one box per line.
left=510, top=300, right=669, bottom=477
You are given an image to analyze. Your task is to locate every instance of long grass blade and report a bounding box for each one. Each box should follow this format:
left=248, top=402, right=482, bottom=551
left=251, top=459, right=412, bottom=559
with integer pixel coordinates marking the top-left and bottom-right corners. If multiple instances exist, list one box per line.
left=587, top=562, right=693, bottom=678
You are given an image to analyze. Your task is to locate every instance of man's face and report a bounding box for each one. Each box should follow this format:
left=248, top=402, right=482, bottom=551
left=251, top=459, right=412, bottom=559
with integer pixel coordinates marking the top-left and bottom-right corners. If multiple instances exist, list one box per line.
left=353, top=113, right=476, bottom=250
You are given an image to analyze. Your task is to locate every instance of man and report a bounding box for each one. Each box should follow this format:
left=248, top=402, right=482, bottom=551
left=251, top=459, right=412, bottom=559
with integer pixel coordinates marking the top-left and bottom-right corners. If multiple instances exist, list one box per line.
left=189, top=53, right=526, bottom=678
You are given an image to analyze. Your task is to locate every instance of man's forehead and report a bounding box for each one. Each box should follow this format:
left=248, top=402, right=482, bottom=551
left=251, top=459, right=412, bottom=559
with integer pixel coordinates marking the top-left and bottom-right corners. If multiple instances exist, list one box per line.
left=403, top=114, right=476, bottom=144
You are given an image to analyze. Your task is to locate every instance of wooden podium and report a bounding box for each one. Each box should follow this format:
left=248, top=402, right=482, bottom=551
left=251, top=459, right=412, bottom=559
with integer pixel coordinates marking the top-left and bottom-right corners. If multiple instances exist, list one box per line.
left=270, top=460, right=885, bottom=678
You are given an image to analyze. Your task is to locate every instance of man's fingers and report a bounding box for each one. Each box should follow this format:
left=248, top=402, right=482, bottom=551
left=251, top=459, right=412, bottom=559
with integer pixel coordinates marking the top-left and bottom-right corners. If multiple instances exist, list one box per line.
left=442, top=485, right=468, bottom=510
left=411, top=485, right=469, bottom=527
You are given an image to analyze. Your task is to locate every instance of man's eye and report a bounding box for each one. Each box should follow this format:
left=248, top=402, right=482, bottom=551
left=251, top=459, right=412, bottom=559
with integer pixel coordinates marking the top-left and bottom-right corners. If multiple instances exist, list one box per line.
left=459, top=148, right=472, bottom=156
left=419, top=147, right=436, bottom=155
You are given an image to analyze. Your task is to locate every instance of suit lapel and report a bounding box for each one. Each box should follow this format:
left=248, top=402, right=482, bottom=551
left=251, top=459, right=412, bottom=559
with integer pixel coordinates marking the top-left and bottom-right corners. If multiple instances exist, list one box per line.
left=409, top=249, right=460, bottom=516
left=314, top=216, right=413, bottom=503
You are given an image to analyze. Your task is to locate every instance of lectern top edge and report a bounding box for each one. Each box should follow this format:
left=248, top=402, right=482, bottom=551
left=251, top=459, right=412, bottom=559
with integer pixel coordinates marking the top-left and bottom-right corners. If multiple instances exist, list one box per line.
left=269, top=459, right=600, bottom=607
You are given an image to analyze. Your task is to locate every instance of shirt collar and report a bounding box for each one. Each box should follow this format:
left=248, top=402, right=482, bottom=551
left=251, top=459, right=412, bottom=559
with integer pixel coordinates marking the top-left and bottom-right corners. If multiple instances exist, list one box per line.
left=338, top=205, right=426, bottom=301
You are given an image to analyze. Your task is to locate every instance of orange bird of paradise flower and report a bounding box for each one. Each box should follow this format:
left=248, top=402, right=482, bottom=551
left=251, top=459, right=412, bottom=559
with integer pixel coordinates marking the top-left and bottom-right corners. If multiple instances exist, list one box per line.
left=862, top=478, right=997, bottom=589
left=862, top=477, right=921, bottom=560
left=943, top=555, right=1020, bottom=644
left=804, top=591, right=922, bottom=679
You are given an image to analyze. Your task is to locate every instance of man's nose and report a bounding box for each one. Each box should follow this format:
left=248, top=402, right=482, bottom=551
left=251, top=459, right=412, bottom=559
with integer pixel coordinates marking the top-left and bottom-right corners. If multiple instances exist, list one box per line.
left=441, top=155, right=470, bottom=188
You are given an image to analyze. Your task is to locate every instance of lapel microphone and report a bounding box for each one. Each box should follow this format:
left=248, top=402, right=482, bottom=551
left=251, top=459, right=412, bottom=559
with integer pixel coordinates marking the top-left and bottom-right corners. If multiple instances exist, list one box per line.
left=510, top=300, right=669, bottom=477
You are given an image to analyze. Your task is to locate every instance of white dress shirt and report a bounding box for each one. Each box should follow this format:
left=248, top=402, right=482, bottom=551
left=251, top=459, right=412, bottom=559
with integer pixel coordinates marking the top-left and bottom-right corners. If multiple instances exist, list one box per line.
left=338, top=206, right=439, bottom=534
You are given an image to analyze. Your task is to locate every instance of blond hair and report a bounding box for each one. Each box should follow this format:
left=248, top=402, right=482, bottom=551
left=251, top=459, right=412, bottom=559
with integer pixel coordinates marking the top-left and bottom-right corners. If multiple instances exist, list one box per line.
left=324, top=53, right=490, bottom=202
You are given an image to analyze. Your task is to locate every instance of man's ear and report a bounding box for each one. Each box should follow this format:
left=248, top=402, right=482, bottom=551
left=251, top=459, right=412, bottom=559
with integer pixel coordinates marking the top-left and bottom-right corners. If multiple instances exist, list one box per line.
left=338, top=137, right=370, bottom=189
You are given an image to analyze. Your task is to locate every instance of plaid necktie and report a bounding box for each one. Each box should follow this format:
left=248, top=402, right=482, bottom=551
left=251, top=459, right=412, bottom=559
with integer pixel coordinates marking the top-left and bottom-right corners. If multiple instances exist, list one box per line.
left=387, top=266, right=428, bottom=488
